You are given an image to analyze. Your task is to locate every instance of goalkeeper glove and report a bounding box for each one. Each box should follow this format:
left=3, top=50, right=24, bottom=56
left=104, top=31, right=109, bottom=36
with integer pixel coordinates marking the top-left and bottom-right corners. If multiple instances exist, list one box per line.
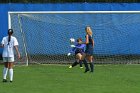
left=67, top=53, right=71, bottom=56
left=70, top=45, right=76, bottom=48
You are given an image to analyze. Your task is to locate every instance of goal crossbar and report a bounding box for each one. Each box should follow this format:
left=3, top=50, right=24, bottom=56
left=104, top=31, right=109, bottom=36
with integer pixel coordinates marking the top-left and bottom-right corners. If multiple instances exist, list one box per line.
left=8, top=11, right=140, bottom=30
left=8, top=11, right=140, bottom=14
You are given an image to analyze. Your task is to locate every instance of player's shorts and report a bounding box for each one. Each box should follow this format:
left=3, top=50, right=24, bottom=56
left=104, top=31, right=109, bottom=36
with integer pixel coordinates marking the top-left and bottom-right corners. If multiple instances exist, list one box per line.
left=75, top=52, right=84, bottom=55
left=85, top=47, right=93, bottom=56
left=3, top=57, right=14, bottom=62
left=85, top=44, right=93, bottom=56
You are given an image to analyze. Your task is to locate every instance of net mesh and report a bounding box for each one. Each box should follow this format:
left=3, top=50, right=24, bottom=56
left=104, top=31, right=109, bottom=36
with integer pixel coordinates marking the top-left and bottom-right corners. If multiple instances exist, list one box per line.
left=10, top=12, right=140, bottom=65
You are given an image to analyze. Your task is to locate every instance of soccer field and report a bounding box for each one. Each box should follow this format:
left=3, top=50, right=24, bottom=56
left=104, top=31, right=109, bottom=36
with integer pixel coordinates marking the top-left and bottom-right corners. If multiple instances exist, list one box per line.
left=0, top=64, right=140, bottom=93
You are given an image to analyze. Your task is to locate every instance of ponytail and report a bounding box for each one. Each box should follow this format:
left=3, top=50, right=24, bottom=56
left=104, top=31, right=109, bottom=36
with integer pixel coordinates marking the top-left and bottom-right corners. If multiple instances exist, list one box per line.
left=8, top=35, right=11, bottom=45
left=7, top=29, right=13, bottom=45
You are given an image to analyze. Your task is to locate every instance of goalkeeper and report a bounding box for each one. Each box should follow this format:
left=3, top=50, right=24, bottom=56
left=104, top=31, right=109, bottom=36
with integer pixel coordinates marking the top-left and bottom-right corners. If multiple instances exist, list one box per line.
left=68, top=38, right=86, bottom=69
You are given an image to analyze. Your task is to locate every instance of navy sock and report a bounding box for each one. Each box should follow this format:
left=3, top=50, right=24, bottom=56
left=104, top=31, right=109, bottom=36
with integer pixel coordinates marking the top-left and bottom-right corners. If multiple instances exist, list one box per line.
left=83, top=59, right=89, bottom=70
left=90, top=62, right=94, bottom=72
left=79, top=60, right=83, bottom=67
left=72, top=61, right=78, bottom=67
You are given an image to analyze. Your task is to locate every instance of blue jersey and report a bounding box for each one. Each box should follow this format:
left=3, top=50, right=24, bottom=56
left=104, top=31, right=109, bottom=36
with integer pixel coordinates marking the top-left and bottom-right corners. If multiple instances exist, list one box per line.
left=70, top=43, right=86, bottom=55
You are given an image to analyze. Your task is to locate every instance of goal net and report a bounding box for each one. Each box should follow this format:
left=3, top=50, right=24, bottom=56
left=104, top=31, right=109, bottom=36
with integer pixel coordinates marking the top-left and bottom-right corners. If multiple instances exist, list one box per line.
left=8, top=11, right=140, bottom=65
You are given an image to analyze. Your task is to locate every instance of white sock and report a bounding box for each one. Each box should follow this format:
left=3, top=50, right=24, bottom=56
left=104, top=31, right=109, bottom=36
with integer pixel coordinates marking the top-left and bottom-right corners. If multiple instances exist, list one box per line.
left=3, top=67, right=8, bottom=80
left=9, top=69, right=13, bottom=81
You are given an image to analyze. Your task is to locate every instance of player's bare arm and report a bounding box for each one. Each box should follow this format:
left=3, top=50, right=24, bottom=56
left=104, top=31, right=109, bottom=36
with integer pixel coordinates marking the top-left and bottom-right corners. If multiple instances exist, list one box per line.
left=92, top=39, right=94, bottom=47
left=85, top=34, right=89, bottom=44
left=14, top=45, right=20, bottom=59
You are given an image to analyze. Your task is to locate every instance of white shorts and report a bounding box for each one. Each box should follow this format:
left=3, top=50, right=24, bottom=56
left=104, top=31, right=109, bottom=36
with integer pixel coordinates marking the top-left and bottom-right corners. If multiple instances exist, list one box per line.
left=3, top=57, right=14, bottom=62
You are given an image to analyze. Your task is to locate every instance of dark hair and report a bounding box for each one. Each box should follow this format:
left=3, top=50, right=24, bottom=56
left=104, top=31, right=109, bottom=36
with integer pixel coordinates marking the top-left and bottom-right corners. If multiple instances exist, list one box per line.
left=77, top=38, right=82, bottom=42
left=7, top=29, right=13, bottom=45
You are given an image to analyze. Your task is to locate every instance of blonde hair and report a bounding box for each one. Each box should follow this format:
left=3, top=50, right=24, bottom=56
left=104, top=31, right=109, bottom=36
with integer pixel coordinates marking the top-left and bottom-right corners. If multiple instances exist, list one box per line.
left=85, top=26, right=92, bottom=36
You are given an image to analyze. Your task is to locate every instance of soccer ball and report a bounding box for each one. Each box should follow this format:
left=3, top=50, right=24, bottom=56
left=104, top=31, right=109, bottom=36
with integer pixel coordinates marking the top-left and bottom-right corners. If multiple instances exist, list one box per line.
left=70, top=38, right=75, bottom=43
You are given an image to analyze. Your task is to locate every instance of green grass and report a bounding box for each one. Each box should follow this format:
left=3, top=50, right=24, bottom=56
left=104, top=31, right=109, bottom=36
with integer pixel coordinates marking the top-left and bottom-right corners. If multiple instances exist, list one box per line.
left=0, top=64, right=140, bottom=93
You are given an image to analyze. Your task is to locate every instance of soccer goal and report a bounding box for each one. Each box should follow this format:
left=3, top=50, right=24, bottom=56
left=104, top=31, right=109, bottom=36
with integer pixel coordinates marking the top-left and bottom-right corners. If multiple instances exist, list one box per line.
left=8, top=11, right=140, bottom=66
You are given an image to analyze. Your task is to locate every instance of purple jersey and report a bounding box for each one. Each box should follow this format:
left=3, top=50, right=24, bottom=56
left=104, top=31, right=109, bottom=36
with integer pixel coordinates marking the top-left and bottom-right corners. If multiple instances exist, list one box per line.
left=70, top=43, right=86, bottom=54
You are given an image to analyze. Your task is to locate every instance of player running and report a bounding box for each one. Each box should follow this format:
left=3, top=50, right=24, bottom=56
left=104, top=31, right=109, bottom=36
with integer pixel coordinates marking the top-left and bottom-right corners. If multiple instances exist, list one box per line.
left=68, top=38, right=86, bottom=69
left=0, top=29, right=20, bottom=82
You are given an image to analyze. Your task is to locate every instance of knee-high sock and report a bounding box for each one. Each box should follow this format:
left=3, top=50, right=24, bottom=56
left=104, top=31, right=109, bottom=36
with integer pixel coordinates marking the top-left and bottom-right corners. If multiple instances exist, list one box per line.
left=83, top=59, right=89, bottom=70
left=3, top=67, right=8, bottom=79
left=89, top=62, right=94, bottom=72
left=72, top=61, right=78, bottom=67
left=79, top=60, right=83, bottom=67
left=9, top=69, right=13, bottom=81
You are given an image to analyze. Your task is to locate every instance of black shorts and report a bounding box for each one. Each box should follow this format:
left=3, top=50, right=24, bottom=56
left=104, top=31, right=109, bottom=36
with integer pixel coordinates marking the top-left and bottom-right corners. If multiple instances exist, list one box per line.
left=75, top=52, right=84, bottom=55
left=85, top=48, right=93, bottom=55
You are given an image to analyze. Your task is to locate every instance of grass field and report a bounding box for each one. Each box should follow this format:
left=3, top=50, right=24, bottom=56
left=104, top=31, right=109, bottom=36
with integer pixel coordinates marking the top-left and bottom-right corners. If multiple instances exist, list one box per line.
left=0, top=64, right=140, bottom=93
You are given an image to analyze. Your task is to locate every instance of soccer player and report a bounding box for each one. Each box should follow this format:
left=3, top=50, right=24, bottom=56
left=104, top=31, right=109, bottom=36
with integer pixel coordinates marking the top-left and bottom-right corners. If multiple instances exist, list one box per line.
left=0, top=29, right=20, bottom=82
left=68, top=38, right=86, bottom=69
left=82, top=26, right=94, bottom=73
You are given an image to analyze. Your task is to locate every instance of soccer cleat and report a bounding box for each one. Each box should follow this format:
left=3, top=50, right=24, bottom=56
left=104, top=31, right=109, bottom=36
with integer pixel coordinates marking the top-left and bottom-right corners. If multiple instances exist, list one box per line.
left=3, top=79, right=7, bottom=82
left=90, top=71, right=94, bottom=73
left=10, top=81, right=13, bottom=83
left=80, top=67, right=83, bottom=69
left=69, top=66, right=72, bottom=68
left=84, top=69, right=89, bottom=73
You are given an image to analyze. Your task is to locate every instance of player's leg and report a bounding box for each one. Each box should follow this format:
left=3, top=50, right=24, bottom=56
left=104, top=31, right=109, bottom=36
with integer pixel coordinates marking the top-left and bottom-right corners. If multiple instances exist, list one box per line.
left=81, top=53, right=89, bottom=72
left=69, top=54, right=79, bottom=68
left=8, top=57, right=14, bottom=82
left=87, top=55, right=94, bottom=72
left=70, top=59, right=79, bottom=68
left=3, top=58, right=8, bottom=82
left=76, top=53, right=83, bottom=68
left=86, top=47, right=94, bottom=73
left=8, top=62, right=14, bottom=82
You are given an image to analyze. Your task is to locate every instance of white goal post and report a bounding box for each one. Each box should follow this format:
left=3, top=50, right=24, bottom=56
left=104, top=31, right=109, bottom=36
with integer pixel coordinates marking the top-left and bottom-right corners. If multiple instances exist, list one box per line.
left=8, top=10, right=140, bottom=28
left=8, top=11, right=140, bottom=66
